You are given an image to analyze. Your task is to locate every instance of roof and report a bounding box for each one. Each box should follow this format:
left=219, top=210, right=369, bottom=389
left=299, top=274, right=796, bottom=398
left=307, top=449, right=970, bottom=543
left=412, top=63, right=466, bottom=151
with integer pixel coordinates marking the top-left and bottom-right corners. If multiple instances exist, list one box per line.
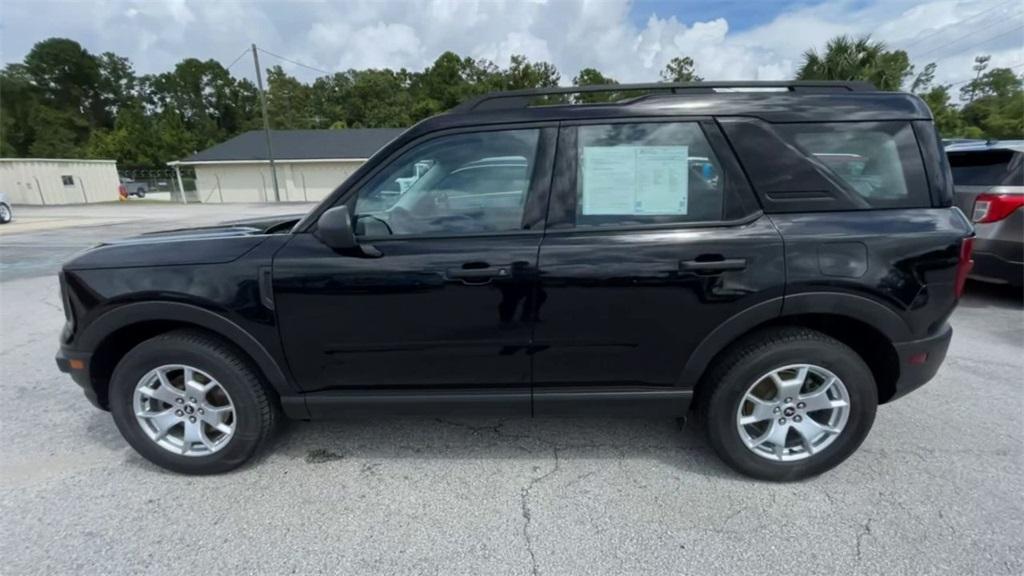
left=945, top=140, right=1024, bottom=153
left=411, top=93, right=933, bottom=146
left=176, top=129, right=406, bottom=164
left=0, top=158, right=117, bottom=164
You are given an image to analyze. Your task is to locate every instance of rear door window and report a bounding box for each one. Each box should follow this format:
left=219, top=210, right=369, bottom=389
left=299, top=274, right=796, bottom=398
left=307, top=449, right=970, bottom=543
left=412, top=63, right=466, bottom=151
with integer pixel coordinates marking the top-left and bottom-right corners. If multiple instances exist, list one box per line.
left=948, top=149, right=1024, bottom=188
left=574, top=122, right=725, bottom=227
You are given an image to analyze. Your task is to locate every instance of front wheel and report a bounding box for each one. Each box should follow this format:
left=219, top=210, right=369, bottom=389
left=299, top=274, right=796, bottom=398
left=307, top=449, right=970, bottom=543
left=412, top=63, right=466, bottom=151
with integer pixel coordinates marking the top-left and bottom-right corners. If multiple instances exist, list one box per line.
left=109, top=330, right=277, bottom=474
left=0, top=203, right=12, bottom=224
left=702, top=327, right=877, bottom=481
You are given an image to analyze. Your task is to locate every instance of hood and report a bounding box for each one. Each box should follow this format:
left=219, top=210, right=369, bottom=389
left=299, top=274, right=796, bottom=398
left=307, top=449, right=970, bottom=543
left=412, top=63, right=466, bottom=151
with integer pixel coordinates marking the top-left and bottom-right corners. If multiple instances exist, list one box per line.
left=63, top=214, right=303, bottom=270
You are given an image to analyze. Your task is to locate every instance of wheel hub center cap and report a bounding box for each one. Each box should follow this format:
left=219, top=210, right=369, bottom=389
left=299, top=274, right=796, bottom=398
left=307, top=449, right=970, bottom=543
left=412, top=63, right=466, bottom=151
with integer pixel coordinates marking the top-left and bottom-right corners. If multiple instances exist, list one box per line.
left=783, top=406, right=796, bottom=417
left=183, top=405, right=195, bottom=415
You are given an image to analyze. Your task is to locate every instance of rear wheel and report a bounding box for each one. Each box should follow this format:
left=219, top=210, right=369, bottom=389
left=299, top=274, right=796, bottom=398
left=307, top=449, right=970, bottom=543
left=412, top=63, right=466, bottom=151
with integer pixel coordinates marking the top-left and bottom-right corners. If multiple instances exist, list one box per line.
left=702, top=327, right=877, bottom=481
left=0, top=203, right=11, bottom=224
left=109, top=330, right=277, bottom=474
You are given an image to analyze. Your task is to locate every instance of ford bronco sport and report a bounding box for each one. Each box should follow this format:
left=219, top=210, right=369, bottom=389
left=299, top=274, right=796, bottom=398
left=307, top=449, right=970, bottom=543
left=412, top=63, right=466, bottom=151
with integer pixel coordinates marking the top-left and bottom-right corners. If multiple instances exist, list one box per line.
left=56, top=81, right=974, bottom=480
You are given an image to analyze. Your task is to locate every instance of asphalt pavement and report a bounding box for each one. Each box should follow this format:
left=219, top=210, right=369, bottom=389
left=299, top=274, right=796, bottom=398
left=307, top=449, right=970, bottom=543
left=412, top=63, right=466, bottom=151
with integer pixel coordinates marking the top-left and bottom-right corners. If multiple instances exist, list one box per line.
left=1, top=204, right=1021, bottom=575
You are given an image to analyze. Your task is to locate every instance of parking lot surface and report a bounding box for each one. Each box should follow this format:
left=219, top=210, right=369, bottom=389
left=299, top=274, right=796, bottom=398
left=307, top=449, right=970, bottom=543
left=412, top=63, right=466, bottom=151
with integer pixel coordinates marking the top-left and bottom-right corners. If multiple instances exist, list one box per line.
left=1, top=204, right=1022, bottom=575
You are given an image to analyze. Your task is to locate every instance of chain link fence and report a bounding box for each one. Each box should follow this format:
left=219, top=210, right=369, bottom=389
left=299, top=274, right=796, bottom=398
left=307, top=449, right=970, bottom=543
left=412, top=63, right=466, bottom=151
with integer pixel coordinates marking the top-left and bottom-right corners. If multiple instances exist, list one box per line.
left=117, top=167, right=197, bottom=202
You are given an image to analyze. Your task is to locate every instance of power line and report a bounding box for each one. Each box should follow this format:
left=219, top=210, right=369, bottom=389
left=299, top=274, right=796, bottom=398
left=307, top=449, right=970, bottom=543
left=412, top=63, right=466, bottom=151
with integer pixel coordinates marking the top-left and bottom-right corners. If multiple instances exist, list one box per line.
left=913, top=20, right=1024, bottom=59
left=902, top=0, right=1017, bottom=52
left=224, top=47, right=250, bottom=73
left=257, top=47, right=331, bottom=76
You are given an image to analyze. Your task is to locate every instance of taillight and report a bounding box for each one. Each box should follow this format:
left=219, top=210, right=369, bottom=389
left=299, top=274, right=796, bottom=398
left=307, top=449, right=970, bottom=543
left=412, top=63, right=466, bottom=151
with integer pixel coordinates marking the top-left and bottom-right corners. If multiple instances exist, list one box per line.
left=972, top=193, right=1024, bottom=223
left=954, top=237, right=974, bottom=298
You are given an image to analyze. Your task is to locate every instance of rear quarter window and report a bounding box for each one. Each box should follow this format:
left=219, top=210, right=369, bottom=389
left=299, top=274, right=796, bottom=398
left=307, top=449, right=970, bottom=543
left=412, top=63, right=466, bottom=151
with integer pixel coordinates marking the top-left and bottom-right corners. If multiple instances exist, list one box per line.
left=721, top=119, right=932, bottom=211
left=776, top=122, right=930, bottom=209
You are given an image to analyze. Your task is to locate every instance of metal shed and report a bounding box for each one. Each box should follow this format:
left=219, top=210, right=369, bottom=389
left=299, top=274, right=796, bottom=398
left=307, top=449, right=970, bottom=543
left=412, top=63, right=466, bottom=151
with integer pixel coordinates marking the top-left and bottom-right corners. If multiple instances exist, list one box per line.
left=0, top=158, right=120, bottom=205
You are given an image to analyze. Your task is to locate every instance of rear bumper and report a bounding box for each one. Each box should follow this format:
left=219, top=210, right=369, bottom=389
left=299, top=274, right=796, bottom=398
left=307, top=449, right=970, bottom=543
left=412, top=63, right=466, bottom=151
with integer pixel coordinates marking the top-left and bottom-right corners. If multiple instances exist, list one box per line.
left=888, top=324, right=953, bottom=402
left=56, top=347, right=105, bottom=410
left=970, top=250, right=1023, bottom=287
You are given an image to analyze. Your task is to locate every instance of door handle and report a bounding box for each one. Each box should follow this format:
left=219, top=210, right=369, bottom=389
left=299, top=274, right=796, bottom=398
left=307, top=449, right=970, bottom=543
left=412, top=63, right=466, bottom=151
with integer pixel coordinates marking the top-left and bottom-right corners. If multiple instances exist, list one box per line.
left=679, top=257, right=748, bottom=273
left=446, top=266, right=511, bottom=285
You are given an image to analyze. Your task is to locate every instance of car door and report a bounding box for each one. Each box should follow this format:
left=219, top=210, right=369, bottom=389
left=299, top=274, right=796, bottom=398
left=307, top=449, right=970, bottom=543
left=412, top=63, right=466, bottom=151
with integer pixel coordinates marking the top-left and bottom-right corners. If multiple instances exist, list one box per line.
left=531, top=119, right=785, bottom=413
left=272, top=126, right=556, bottom=406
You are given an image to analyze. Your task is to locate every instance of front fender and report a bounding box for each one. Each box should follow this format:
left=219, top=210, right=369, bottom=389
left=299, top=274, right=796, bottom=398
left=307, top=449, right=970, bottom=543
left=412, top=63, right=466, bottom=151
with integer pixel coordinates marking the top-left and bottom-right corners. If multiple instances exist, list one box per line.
left=77, top=301, right=297, bottom=396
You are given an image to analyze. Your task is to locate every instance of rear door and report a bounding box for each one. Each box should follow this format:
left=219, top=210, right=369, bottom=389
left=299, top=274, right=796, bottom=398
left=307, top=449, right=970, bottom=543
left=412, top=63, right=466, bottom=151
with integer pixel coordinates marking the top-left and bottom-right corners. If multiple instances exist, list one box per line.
left=531, top=119, right=784, bottom=413
left=273, top=126, right=556, bottom=404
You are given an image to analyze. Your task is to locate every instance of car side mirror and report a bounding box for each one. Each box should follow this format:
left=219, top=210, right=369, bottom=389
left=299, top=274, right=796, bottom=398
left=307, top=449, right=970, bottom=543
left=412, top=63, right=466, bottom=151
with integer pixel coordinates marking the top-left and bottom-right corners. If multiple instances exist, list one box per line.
left=315, top=205, right=357, bottom=250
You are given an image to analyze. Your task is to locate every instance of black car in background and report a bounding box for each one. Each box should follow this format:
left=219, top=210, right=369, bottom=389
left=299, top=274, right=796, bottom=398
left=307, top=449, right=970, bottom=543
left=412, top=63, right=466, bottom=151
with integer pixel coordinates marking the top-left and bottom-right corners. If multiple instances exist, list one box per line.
left=947, top=140, right=1023, bottom=288
left=56, top=81, right=973, bottom=481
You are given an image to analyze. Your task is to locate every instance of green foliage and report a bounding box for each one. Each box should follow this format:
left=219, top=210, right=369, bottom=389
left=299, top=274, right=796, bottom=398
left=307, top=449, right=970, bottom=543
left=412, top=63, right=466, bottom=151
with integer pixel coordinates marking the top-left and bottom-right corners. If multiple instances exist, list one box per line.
left=959, top=65, right=1024, bottom=139
left=3, top=35, right=1020, bottom=168
left=796, top=35, right=912, bottom=91
left=800, top=35, right=1022, bottom=140
left=573, top=68, right=618, bottom=103
left=661, top=56, right=702, bottom=82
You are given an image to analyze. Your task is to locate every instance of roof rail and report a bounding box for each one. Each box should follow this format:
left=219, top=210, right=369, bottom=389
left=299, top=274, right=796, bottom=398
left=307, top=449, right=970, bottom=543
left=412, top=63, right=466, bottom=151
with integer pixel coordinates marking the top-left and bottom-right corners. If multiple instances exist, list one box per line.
left=452, top=81, right=877, bottom=113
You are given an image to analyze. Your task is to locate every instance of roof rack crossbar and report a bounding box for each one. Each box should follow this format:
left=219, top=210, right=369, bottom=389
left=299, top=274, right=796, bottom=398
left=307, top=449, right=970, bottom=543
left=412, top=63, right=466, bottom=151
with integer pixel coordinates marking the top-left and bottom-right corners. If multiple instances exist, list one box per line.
left=452, top=81, right=876, bottom=112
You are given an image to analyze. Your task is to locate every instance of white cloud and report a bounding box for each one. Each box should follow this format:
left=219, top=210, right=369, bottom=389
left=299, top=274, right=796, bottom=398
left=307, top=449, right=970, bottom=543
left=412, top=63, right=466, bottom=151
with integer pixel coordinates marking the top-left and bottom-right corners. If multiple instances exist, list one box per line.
left=1, top=0, right=1020, bottom=99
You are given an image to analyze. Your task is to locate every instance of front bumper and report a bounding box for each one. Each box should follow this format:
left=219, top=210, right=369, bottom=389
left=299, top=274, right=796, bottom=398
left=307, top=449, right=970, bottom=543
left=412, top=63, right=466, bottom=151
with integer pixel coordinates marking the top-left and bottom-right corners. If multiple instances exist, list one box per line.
left=888, top=324, right=953, bottom=402
left=56, top=347, right=106, bottom=410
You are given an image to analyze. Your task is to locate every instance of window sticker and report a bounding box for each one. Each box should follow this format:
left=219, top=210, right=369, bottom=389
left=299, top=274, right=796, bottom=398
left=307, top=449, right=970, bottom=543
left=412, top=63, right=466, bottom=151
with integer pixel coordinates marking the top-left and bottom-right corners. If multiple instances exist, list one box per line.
left=581, top=146, right=688, bottom=215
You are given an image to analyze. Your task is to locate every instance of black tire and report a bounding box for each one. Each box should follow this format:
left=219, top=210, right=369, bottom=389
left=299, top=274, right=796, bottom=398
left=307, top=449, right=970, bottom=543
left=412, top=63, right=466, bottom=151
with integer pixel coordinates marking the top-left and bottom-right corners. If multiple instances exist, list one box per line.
left=109, top=329, right=277, bottom=474
left=702, top=327, right=877, bottom=481
left=0, top=203, right=11, bottom=224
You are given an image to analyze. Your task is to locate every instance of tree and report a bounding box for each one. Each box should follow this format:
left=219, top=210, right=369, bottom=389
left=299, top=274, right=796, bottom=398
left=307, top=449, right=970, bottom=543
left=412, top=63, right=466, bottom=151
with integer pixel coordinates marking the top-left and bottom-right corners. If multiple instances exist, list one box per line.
left=661, top=56, right=702, bottom=82
left=796, top=35, right=912, bottom=90
left=149, top=58, right=256, bottom=148
left=266, top=66, right=315, bottom=129
left=343, top=69, right=415, bottom=128
left=22, top=38, right=100, bottom=116
left=0, top=64, right=40, bottom=156
left=573, top=68, right=619, bottom=103
left=96, top=52, right=139, bottom=124
left=964, top=55, right=991, bottom=102
left=959, top=64, right=1024, bottom=139
left=502, top=55, right=559, bottom=90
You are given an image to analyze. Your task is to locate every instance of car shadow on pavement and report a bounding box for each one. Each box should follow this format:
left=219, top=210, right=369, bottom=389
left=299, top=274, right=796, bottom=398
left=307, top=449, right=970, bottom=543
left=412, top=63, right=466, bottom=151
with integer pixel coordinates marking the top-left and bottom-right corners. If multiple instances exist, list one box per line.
left=959, top=280, right=1023, bottom=309
left=260, top=414, right=742, bottom=480
left=107, top=410, right=741, bottom=480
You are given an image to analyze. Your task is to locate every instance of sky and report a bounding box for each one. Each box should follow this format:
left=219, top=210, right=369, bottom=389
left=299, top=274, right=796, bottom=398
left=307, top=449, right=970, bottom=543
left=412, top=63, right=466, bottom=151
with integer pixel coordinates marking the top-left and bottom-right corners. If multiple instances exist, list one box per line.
left=1, top=0, right=1021, bottom=94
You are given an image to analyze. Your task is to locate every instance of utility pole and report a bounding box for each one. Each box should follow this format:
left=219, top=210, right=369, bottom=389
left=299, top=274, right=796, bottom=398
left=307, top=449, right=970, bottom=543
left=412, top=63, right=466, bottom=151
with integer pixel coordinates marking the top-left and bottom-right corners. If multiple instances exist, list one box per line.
left=253, top=44, right=281, bottom=202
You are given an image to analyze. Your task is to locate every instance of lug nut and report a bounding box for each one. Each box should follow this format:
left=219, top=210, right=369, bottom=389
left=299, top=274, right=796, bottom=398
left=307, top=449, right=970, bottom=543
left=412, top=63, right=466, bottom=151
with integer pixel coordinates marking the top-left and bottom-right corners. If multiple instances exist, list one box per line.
left=188, top=397, right=197, bottom=403
left=198, top=408, right=205, bottom=415
left=797, top=402, right=806, bottom=409
left=784, top=397, right=793, bottom=404
left=175, top=398, right=184, bottom=404
left=794, top=415, right=803, bottom=423
left=778, top=418, right=787, bottom=425
left=188, top=416, right=196, bottom=423
left=175, top=410, right=183, bottom=417
left=773, top=406, right=781, bottom=414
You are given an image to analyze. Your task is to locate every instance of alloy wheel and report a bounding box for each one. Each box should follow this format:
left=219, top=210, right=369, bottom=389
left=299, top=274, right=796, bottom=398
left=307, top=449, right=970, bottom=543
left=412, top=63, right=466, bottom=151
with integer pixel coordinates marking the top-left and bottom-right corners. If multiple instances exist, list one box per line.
left=133, top=364, right=236, bottom=457
left=735, top=364, right=850, bottom=462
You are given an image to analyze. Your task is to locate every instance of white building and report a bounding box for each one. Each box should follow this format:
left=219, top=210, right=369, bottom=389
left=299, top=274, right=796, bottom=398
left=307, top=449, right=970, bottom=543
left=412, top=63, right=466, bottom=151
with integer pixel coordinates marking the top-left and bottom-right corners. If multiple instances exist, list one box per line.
left=170, top=129, right=404, bottom=203
left=0, top=158, right=120, bottom=205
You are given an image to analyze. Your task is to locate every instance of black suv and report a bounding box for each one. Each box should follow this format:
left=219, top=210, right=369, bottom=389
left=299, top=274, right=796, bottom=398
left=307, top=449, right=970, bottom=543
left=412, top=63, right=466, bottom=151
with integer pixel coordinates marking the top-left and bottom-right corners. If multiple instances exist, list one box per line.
left=56, top=82, right=973, bottom=480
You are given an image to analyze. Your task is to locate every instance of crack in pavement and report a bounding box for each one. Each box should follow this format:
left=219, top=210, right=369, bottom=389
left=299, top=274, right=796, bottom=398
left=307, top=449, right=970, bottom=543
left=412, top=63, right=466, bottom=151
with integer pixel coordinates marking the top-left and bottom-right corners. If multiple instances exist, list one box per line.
left=520, top=446, right=561, bottom=576
left=855, top=517, right=874, bottom=562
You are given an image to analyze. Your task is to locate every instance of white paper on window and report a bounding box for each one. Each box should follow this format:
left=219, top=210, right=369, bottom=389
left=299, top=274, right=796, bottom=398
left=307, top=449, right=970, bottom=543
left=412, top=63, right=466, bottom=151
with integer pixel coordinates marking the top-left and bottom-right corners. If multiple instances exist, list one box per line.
left=581, top=146, right=688, bottom=215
